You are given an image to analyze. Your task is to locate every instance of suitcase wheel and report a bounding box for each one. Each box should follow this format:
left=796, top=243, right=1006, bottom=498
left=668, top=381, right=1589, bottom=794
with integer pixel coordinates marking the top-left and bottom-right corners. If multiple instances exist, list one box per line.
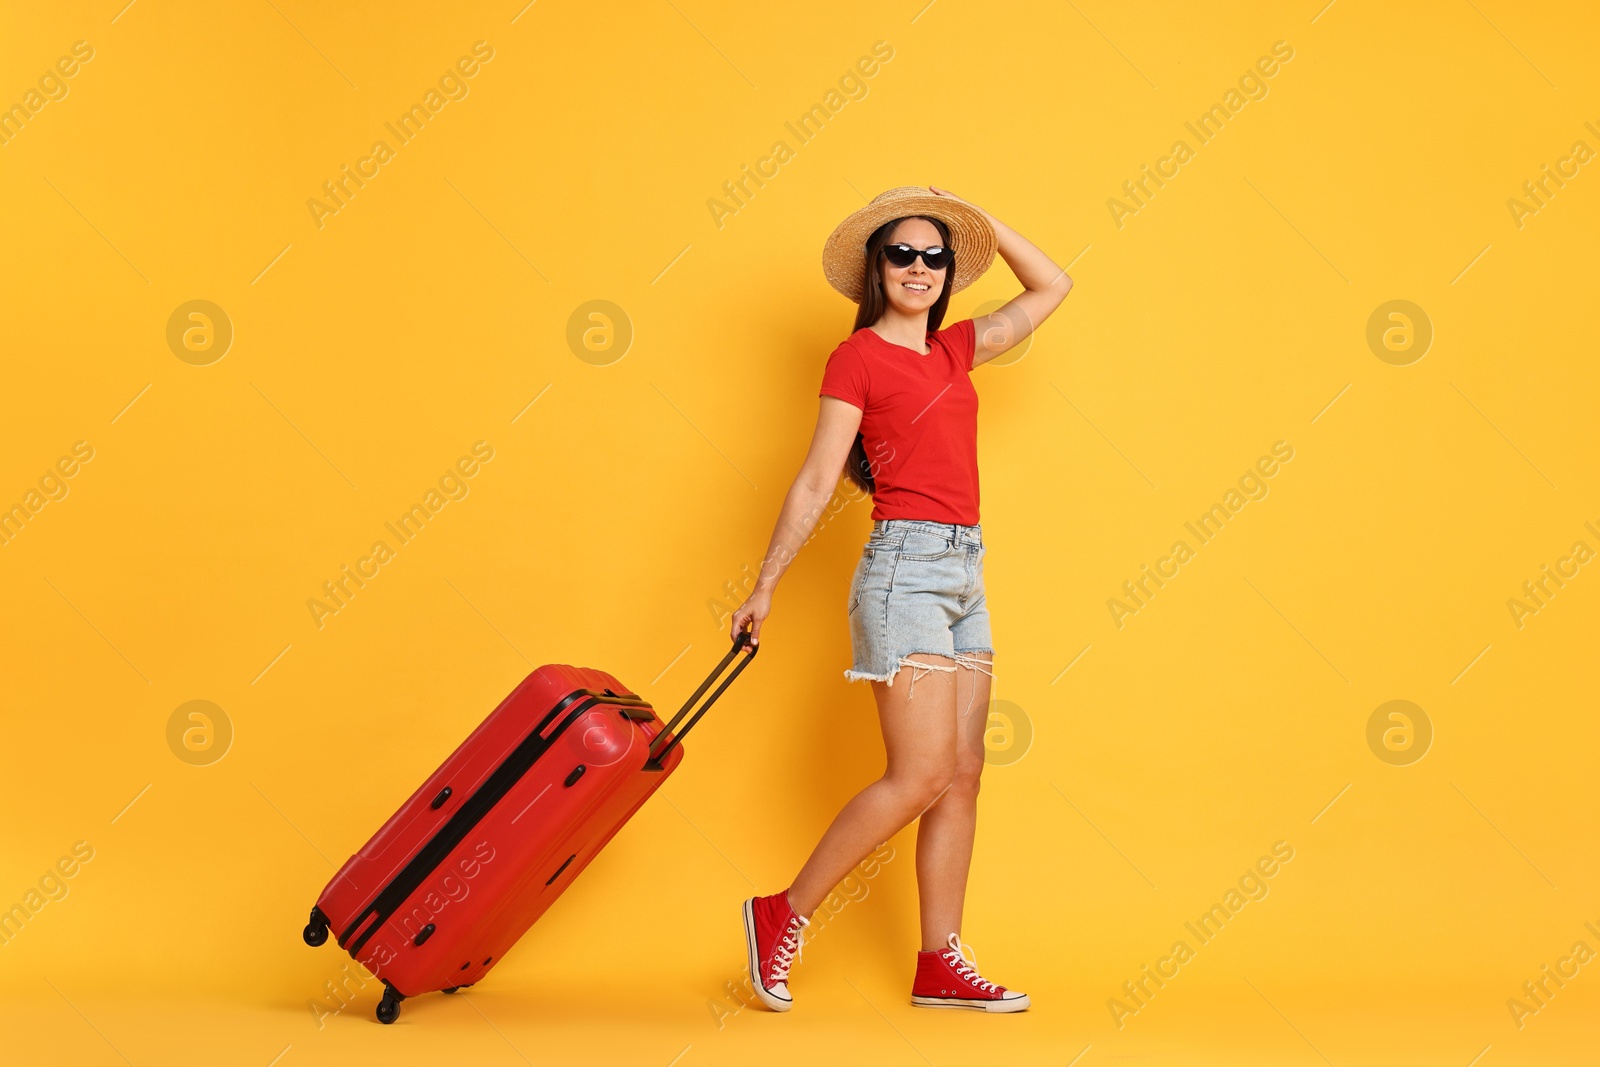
left=376, top=985, right=403, bottom=1024
left=302, top=907, right=330, bottom=948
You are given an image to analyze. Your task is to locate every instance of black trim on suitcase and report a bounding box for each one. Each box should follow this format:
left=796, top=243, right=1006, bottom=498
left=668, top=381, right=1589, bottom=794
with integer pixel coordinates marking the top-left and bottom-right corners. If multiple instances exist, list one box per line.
left=332, top=635, right=758, bottom=961
left=339, top=686, right=650, bottom=955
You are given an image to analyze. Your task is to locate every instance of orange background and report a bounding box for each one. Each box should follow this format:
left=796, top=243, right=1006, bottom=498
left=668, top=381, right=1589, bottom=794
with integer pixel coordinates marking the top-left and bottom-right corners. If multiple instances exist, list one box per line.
left=1, top=1, right=1596, bottom=1064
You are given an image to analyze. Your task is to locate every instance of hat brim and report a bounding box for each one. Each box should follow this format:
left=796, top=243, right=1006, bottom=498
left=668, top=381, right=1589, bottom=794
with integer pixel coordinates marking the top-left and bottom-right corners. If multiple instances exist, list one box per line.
left=822, top=187, right=998, bottom=304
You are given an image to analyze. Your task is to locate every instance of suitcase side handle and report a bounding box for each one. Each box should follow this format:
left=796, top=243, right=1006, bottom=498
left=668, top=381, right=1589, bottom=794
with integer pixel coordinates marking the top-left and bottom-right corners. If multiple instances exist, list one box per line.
left=646, top=631, right=757, bottom=768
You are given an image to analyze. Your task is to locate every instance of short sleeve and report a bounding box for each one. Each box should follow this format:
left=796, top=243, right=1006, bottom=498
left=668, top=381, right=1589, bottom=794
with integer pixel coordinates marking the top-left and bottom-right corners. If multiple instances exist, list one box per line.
left=939, top=317, right=977, bottom=371
left=819, top=339, right=868, bottom=411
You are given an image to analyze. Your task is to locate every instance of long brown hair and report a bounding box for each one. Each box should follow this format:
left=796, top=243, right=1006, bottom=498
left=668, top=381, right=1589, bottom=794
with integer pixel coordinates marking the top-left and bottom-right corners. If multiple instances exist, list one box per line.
left=843, top=215, right=955, bottom=495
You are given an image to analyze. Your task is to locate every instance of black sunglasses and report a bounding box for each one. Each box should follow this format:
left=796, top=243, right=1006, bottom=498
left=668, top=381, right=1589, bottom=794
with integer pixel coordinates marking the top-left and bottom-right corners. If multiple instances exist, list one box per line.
left=881, top=242, right=954, bottom=271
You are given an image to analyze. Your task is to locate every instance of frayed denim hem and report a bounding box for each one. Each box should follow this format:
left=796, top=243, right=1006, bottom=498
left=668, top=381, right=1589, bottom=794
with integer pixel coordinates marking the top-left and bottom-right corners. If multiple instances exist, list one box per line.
left=951, top=650, right=995, bottom=675
left=847, top=649, right=949, bottom=688
left=846, top=650, right=998, bottom=700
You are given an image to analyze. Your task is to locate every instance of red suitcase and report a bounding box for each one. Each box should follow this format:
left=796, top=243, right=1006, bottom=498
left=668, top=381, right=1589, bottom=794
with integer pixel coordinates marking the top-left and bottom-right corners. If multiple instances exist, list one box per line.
left=302, top=633, right=757, bottom=1023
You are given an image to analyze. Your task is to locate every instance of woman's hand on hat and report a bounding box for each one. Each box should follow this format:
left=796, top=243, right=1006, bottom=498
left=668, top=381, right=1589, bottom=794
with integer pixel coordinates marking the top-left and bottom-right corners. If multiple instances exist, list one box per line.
left=929, top=185, right=988, bottom=218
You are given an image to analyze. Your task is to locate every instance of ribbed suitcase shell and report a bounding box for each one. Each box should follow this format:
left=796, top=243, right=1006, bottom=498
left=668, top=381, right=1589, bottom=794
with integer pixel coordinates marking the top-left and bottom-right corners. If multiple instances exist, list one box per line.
left=310, top=663, right=684, bottom=1001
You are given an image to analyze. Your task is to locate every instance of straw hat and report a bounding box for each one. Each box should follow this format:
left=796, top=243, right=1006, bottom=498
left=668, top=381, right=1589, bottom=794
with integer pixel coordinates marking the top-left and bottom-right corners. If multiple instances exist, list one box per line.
left=822, top=186, right=998, bottom=304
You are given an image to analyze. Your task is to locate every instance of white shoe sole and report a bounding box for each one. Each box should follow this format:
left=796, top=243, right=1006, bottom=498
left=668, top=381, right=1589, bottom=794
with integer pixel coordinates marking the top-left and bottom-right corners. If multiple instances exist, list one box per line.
left=742, top=899, right=793, bottom=1012
left=911, top=993, right=1031, bottom=1013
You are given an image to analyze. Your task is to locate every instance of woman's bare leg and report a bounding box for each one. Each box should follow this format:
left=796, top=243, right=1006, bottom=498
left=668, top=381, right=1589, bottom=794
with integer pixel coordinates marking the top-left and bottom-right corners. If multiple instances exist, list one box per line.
left=914, top=652, right=992, bottom=950
left=786, top=653, right=959, bottom=917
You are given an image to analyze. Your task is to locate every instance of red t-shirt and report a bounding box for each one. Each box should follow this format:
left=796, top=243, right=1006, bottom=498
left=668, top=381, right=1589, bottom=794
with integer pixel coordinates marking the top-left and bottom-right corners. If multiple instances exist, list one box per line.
left=818, top=317, right=980, bottom=525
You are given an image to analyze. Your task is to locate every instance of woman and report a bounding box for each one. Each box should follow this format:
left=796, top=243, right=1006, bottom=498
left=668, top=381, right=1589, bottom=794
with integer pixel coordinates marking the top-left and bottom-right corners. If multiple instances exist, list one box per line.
left=729, top=185, right=1073, bottom=1012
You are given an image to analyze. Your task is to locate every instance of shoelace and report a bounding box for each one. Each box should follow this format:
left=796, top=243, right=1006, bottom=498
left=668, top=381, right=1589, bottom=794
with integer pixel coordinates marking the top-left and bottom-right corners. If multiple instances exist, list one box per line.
left=769, top=914, right=808, bottom=982
left=941, top=932, right=997, bottom=993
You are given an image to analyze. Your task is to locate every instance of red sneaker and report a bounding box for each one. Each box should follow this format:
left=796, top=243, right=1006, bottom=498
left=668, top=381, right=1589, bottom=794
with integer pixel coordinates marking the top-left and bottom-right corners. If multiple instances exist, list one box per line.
left=742, top=891, right=809, bottom=1012
left=911, top=933, right=1030, bottom=1012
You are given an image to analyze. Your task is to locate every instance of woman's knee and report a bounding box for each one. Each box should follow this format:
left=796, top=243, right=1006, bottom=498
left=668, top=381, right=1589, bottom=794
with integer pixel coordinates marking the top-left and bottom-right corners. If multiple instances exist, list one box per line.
left=886, top=759, right=956, bottom=813
left=948, top=759, right=983, bottom=800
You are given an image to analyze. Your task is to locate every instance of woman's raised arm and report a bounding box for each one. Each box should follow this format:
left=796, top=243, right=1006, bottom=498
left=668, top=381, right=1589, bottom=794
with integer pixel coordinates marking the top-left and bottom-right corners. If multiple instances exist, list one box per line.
left=929, top=185, right=1073, bottom=368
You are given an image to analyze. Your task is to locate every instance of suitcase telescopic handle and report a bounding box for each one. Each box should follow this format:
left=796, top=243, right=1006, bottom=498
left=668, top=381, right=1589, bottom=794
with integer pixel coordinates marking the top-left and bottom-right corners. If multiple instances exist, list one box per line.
left=646, top=631, right=757, bottom=767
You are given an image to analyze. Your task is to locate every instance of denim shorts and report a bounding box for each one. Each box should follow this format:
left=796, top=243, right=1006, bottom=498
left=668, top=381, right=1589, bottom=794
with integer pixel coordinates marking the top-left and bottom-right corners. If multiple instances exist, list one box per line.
left=844, top=518, right=994, bottom=693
